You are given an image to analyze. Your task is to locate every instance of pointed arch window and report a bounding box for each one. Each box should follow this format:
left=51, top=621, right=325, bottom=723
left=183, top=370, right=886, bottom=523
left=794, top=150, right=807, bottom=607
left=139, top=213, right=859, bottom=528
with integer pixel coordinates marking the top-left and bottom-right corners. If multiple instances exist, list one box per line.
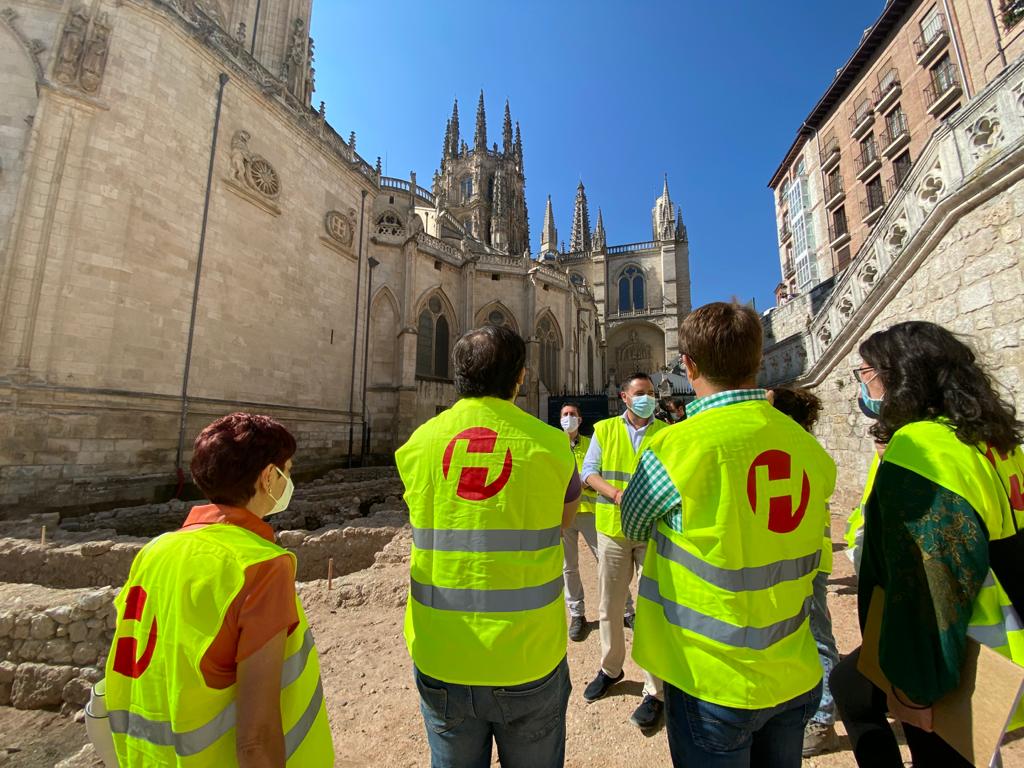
left=376, top=211, right=404, bottom=236
left=537, top=316, right=560, bottom=393
left=618, top=266, right=645, bottom=312
left=460, top=176, right=473, bottom=202
left=416, top=295, right=451, bottom=379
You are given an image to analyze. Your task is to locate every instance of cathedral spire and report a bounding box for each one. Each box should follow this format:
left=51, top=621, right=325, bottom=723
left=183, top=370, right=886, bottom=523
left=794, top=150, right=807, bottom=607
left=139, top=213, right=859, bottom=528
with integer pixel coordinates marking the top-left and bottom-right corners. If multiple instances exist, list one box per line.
left=474, top=90, right=487, bottom=152
left=514, top=121, right=522, bottom=162
left=490, top=168, right=507, bottom=251
left=502, top=99, right=513, bottom=156
left=441, top=118, right=451, bottom=167
left=570, top=181, right=592, bottom=253
left=593, top=207, right=606, bottom=251
left=449, top=98, right=460, bottom=158
left=652, top=173, right=676, bottom=241
left=541, top=195, right=558, bottom=254
left=675, top=204, right=688, bottom=242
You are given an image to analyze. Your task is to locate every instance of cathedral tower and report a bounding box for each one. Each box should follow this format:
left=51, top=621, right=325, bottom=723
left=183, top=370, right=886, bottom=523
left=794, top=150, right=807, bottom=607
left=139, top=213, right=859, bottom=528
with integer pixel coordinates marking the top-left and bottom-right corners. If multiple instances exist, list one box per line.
left=434, top=92, right=530, bottom=255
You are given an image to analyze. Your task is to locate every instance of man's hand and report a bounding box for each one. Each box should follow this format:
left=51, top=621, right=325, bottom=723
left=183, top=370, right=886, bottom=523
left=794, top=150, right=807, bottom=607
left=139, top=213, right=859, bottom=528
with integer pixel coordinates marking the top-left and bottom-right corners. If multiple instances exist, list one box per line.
left=887, top=687, right=933, bottom=732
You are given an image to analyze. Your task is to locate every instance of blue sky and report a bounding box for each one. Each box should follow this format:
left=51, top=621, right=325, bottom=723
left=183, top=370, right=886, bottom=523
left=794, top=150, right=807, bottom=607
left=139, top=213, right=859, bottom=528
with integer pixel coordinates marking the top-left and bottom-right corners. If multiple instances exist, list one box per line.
left=311, top=2, right=882, bottom=311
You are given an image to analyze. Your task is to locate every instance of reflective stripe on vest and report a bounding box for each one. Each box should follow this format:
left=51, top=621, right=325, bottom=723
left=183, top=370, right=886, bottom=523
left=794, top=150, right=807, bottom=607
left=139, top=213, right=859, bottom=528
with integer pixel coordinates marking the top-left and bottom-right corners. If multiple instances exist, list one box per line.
left=591, top=417, right=666, bottom=537
left=844, top=451, right=880, bottom=568
left=632, top=399, right=835, bottom=710
left=571, top=435, right=597, bottom=514
left=104, top=524, right=334, bottom=766
left=885, top=422, right=1024, bottom=729
left=397, top=396, right=574, bottom=686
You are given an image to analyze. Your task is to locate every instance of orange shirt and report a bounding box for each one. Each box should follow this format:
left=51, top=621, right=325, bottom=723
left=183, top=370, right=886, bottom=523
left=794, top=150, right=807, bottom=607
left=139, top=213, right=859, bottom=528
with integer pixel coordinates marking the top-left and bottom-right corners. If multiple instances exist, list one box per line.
left=180, top=504, right=299, bottom=689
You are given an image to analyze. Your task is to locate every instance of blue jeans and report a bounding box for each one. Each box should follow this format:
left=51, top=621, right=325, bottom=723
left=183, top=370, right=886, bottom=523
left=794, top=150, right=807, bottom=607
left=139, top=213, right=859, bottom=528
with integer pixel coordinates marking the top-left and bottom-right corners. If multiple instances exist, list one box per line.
left=808, top=571, right=839, bottom=725
left=414, top=657, right=571, bottom=768
left=664, top=681, right=822, bottom=768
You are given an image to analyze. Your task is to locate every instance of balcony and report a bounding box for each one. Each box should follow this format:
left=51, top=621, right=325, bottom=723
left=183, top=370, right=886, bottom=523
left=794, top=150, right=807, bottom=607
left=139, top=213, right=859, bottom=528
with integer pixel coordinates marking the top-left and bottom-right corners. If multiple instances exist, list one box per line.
left=885, top=171, right=909, bottom=201
left=881, top=112, right=911, bottom=157
left=926, top=63, right=962, bottom=116
left=914, top=13, right=949, bottom=66
left=856, top=141, right=882, bottom=182
left=861, top=187, right=886, bottom=225
left=824, top=176, right=845, bottom=208
left=783, top=259, right=795, bottom=279
left=873, top=68, right=902, bottom=113
left=828, top=216, right=850, bottom=247
left=779, top=218, right=792, bottom=243
left=820, top=136, right=841, bottom=172
left=850, top=104, right=875, bottom=141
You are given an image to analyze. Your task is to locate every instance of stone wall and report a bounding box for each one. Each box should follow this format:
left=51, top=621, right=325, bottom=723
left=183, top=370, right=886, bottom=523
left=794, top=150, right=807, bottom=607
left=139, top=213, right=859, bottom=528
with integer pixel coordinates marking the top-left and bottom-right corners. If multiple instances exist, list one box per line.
left=813, top=176, right=1024, bottom=509
left=0, top=584, right=115, bottom=711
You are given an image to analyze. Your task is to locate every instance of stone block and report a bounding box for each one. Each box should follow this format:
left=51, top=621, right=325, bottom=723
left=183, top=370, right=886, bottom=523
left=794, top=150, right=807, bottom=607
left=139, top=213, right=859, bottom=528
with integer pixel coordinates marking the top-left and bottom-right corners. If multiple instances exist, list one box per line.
left=42, top=638, right=74, bottom=664
left=46, top=605, right=74, bottom=625
left=61, top=675, right=94, bottom=707
left=11, top=663, right=77, bottom=710
left=68, top=621, right=87, bottom=644
left=0, top=612, right=12, bottom=637
left=956, top=281, right=993, bottom=315
left=71, top=642, right=99, bottom=666
left=29, top=614, right=57, bottom=640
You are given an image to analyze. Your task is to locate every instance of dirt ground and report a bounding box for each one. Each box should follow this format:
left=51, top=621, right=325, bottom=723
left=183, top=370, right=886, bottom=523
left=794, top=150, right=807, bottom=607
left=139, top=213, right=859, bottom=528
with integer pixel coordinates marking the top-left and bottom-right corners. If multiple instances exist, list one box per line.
left=3, top=512, right=1023, bottom=766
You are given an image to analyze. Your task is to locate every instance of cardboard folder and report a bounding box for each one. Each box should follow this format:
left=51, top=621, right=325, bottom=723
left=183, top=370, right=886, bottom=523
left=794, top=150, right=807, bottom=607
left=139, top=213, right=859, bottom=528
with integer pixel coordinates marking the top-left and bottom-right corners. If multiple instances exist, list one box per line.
left=858, top=586, right=1024, bottom=766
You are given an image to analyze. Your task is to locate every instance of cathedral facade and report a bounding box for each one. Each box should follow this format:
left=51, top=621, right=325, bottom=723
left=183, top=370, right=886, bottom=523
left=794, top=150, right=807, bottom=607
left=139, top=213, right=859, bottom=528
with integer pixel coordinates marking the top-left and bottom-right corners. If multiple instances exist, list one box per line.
left=0, top=0, right=690, bottom=516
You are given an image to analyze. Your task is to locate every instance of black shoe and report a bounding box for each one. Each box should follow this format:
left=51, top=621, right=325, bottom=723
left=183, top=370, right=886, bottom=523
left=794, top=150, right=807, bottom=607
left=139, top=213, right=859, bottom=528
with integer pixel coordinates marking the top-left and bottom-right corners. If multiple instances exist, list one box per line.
left=630, top=695, right=664, bottom=730
left=583, top=669, right=624, bottom=702
left=624, top=614, right=635, bottom=630
left=569, top=615, right=586, bottom=642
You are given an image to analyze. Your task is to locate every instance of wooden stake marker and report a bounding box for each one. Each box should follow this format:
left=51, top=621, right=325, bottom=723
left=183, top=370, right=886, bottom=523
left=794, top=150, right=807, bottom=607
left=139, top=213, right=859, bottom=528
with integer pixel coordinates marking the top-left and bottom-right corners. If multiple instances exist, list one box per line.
left=40, top=525, right=47, bottom=545
left=327, top=557, right=334, bottom=590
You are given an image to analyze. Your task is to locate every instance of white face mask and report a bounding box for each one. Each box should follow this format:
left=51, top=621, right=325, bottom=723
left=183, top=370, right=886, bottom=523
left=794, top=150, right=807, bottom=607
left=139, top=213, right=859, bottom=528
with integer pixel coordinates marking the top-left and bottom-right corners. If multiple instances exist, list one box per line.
left=265, top=466, right=293, bottom=517
left=560, top=415, right=580, bottom=433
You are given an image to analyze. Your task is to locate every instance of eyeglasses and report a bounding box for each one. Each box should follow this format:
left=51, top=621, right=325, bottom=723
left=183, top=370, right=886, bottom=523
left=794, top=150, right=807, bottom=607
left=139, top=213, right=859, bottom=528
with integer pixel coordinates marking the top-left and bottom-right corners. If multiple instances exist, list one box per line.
left=851, top=366, right=882, bottom=383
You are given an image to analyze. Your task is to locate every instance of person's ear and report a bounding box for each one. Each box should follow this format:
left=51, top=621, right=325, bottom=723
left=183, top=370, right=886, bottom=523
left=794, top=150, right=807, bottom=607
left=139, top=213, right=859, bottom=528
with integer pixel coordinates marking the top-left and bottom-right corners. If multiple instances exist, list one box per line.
left=682, top=354, right=699, bottom=383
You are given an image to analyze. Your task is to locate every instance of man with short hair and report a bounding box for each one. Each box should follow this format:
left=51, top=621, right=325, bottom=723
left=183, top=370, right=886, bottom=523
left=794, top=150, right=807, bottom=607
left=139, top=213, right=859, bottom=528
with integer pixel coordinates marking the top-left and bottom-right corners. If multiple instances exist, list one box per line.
left=559, top=402, right=635, bottom=642
left=580, top=373, right=667, bottom=730
left=396, top=325, right=581, bottom=768
left=622, top=302, right=835, bottom=767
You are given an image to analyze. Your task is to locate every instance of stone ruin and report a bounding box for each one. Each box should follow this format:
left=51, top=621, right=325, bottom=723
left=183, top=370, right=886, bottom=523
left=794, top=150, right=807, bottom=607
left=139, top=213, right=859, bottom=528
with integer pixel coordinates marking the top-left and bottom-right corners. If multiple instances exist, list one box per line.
left=0, top=467, right=409, bottom=714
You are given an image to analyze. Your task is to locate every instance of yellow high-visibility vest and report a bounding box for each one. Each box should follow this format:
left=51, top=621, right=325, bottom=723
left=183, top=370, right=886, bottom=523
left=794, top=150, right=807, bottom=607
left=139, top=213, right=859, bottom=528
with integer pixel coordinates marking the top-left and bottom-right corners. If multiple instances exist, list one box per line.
left=632, top=399, right=835, bottom=709
left=571, top=434, right=597, bottom=515
left=397, top=396, right=574, bottom=686
left=844, top=451, right=881, bottom=566
left=883, top=420, right=1024, bottom=728
left=591, top=415, right=667, bottom=538
left=104, top=524, right=333, bottom=766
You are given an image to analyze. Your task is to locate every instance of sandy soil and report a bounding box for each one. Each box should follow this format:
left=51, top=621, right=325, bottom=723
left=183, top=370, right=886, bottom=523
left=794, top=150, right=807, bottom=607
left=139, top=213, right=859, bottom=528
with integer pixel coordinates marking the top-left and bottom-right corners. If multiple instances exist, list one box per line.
left=4, top=513, right=1023, bottom=766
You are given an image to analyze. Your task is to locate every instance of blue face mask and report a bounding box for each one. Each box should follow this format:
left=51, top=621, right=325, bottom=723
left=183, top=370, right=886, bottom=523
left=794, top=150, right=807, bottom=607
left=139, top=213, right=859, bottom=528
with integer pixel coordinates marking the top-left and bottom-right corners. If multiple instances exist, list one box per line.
left=859, top=382, right=884, bottom=416
left=629, top=394, right=656, bottom=419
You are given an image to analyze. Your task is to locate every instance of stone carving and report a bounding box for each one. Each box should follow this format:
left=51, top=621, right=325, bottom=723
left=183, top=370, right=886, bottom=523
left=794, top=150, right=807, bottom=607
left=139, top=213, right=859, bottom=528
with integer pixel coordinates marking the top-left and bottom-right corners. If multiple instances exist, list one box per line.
left=78, top=14, right=111, bottom=94
left=817, top=324, right=832, bottom=346
left=917, top=162, right=945, bottom=211
left=376, top=212, right=405, bottom=237
left=54, top=6, right=89, bottom=85
left=228, top=130, right=281, bottom=199
left=617, top=330, right=652, bottom=374
left=860, top=261, right=879, bottom=285
left=325, top=209, right=355, bottom=247
left=0, top=9, right=46, bottom=83
left=966, top=109, right=1003, bottom=159
left=837, top=295, right=854, bottom=318
left=885, top=218, right=909, bottom=255
left=283, top=18, right=306, bottom=97
left=1014, top=80, right=1024, bottom=116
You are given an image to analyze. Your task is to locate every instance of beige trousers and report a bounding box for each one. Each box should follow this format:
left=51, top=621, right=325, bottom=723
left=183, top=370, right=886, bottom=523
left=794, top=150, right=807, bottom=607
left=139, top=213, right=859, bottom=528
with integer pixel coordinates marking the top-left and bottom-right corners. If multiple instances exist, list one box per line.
left=597, top=532, right=663, bottom=700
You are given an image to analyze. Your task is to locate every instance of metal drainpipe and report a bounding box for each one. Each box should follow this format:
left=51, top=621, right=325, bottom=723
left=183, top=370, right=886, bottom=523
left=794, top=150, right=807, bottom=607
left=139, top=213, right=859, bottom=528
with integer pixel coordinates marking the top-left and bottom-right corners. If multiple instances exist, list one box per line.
left=361, top=257, right=380, bottom=460
left=941, top=0, right=973, bottom=99
left=175, top=72, right=229, bottom=495
left=347, top=190, right=368, bottom=467
left=249, top=0, right=262, bottom=57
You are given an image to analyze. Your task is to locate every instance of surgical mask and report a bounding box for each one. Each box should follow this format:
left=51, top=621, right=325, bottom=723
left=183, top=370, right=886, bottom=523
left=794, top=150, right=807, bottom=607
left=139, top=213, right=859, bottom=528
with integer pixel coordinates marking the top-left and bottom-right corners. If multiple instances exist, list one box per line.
left=858, top=383, right=884, bottom=417
left=266, top=466, right=294, bottom=516
left=560, top=415, right=580, bottom=433
left=629, top=394, right=656, bottom=419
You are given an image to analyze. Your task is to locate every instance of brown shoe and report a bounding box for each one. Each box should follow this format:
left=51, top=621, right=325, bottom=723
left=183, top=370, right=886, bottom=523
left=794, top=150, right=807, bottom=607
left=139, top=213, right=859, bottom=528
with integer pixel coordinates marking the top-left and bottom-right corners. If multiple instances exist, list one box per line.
left=802, top=721, right=839, bottom=757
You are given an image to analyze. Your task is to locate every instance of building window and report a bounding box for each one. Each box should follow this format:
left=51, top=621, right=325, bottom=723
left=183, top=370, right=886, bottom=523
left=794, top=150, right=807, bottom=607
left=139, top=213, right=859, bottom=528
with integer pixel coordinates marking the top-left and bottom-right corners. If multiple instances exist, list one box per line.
left=859, top=133, right=879, bottom=172
left=618, top=266, right=645, bottom=312
left=884, top=105, right=908, bottom=146
left=375, top=212, right=404, bottom=236
left=569, top=272, right=586, bottom=288
left=830, top=206, right=849, bottom=243
left=826, top=167, right=843, bottom=200
left=537, top=316, right=560, bottom=393
left=486, top=308, right=511, bottom=328
left=1004, top=1, right=1024, bottom=29
left=893, top=151, right=912, bottom=187
left=865, top=176, right=885, bottom=216
left=835, top=246, right=852, bottom=271
left=416, top=295, right=451, bottom=379
left=919, top=5, right=944, bottom=45
left=930, top=54, right=958, bottom=96
left=460, top=176, right=473, bottom=202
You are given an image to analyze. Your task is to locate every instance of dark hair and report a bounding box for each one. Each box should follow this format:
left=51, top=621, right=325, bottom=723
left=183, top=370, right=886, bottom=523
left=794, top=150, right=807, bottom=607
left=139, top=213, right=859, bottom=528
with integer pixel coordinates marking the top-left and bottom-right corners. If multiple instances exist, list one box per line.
left=620, top=372, right=653, bottom=392
left=560, top=401, right=582, bottom=416
left=453, top=325, right=526, bottom=399
left=860, top=321, right=1023, bottom=452
left=190, top=412, right=297, bottom=507
left=680, top=302, right=763, bottom=387
left=771, top=386, right=822, bottom=433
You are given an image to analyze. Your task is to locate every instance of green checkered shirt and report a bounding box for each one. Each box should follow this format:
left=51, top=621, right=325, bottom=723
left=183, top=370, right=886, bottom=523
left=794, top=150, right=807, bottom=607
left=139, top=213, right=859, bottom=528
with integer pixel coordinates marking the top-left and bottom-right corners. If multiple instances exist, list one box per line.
left=621, top=389, right=769, bottom=541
